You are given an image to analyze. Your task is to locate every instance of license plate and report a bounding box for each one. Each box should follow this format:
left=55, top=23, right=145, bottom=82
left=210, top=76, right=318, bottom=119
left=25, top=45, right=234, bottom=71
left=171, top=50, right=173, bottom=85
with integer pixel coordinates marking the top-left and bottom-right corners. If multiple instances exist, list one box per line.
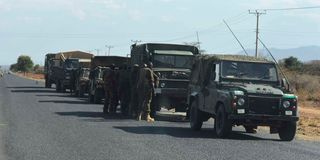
left=154, top=88, right=161, bottom=94
left=285, top=111, right=293, bottom=116
left=237, top=109, right=245, bottom=114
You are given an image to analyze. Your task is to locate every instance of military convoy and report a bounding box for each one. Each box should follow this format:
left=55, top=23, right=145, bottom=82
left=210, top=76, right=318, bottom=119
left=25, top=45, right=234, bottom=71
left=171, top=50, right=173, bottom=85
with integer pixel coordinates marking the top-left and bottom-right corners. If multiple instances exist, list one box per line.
left=187, top=54, right=298, bottom=141
left=43, top=44, right=299, bottom=141
left=131, top=43, right=199, bottom=113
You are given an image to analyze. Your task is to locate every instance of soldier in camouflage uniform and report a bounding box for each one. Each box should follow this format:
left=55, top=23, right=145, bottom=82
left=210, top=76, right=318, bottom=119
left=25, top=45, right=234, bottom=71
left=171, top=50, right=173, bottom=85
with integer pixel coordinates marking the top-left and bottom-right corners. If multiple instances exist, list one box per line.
left=118, top=64, right=131, bottom=116
left=137, top=63, right=155, bottom=122
left=103, top=67, right=116, bottom=114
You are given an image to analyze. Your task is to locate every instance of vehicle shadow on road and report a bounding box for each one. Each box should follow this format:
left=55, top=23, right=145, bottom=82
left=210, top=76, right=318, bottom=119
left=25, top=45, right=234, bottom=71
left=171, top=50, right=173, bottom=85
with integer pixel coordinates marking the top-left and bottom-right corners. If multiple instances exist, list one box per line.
left=7, top=86, right=45, bottom=89
left=10, top=89, right=57, bottom=93
left=39, top=100, right=90, bottom=105
left=113, top=126, right=277, bottom=141
left=55, top=111, right=132, bottom=121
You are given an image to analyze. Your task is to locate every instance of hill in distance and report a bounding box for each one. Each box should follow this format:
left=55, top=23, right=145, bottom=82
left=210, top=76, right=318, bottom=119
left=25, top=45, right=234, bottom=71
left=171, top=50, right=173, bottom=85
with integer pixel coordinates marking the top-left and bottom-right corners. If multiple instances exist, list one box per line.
left=239, top=45, right=320, bottom=62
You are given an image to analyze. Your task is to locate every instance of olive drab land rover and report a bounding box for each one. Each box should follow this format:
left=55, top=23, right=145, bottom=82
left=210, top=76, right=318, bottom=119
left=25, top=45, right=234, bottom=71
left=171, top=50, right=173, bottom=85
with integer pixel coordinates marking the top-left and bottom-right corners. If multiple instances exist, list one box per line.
left=188, top=55, right=299, bottom=141
left=131, top=43, right=200, bottom=113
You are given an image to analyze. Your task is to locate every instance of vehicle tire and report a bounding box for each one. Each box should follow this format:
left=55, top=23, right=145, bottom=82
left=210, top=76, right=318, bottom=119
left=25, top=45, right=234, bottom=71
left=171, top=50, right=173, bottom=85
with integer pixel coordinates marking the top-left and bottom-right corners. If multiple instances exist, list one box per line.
left=94, top=90, right=101, bottom=104
left=88, top=92, right=94, bottom=103
left=45, top=79, right=51, bottom=88
left=190, top=99, right=203, bottom=131
left=79, top=86, right=84, bottom=97
left=278, top=121, right=297, bottom=141
left=56, top=81, right=61, bottom=92
left=215, top=104, right=232, bottom=138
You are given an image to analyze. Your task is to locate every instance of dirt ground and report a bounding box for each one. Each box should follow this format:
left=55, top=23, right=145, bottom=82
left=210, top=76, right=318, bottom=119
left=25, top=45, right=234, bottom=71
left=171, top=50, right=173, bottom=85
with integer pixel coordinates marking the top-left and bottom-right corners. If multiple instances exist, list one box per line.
left=297, top=101, right=320, bottom=141
left=16, top=72, right=44, bottom=80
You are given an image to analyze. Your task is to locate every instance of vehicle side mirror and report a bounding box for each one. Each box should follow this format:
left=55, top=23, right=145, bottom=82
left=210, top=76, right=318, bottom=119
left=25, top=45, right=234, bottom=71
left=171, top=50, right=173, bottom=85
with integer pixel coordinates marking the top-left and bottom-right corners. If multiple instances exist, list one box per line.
left=281, top=78, right=289, bottom=91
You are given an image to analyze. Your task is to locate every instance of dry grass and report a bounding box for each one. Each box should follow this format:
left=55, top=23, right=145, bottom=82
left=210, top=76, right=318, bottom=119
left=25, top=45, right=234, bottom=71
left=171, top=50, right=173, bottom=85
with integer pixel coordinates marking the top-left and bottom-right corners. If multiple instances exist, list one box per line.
left=297, top=101, right=320, bottom=141
left=16, top=72, right=44, bottom=80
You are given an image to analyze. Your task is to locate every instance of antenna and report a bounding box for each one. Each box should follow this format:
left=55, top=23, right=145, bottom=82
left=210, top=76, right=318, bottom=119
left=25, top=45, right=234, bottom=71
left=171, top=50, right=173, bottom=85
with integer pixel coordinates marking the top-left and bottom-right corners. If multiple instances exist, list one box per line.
left=223, top=20, right=249, bottom=56
left=258, top=37, right=291, bottom=91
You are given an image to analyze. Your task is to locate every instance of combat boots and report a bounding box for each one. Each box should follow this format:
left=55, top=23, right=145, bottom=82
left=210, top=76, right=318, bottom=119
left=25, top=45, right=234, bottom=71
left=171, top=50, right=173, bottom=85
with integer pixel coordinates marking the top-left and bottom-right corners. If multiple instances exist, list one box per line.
left=146, top=114, right=154, bottom=122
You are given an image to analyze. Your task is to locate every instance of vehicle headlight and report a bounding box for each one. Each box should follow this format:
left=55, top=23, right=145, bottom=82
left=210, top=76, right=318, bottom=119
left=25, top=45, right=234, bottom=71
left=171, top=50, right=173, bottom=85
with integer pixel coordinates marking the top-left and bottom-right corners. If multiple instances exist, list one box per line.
left=160, top=82, right=166, bottom=88
left=234, top=90, right=244, bottom=96
left=283, top=100, right=290, bottom=108
left=237, top=98, right=245, bottom=106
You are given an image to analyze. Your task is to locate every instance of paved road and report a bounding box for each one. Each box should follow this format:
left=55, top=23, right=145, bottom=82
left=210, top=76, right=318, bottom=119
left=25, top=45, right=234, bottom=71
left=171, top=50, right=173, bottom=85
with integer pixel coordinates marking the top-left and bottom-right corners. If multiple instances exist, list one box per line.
left=0, top=74, right=320, bottom=160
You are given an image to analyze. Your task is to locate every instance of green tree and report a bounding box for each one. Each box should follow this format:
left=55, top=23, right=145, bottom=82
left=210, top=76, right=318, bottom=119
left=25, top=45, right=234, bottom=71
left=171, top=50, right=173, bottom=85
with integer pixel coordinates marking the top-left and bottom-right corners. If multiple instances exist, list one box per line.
left=16, top=55, right=34, bottom=72
left=33, top=64, right=40, bottom=71
left=10, top=63, right=18, bottom=71
left=283, top=56, right=303, bottom=71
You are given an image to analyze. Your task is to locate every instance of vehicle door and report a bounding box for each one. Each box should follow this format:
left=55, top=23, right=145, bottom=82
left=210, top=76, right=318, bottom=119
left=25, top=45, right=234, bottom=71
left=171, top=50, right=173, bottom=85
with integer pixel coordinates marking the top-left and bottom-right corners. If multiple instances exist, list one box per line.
left=203, top=63, right=219, bottom=113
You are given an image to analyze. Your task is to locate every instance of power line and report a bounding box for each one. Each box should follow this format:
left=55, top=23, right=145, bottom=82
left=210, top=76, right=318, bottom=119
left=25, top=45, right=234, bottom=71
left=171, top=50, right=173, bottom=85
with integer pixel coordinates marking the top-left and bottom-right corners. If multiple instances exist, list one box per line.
left=263, top=6, right=320, bottom=11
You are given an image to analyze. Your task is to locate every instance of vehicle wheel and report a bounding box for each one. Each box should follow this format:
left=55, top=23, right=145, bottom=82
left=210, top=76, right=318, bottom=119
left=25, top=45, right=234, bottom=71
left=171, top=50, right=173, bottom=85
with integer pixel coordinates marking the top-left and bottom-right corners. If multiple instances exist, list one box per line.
left=79, top=86, right=84, bottom=97
left=88, top=92, right=94, bottom=103
left=278, top=121, right=297, bottom=141
left=215, top=104, right=232, bottom=138
left=45, top=79, right=51, bottom=88
left=56, top=81, right=61, bottom=92
left=190, top=99, right=203, bottom=131
left=94, top=90, right=101, bottom=104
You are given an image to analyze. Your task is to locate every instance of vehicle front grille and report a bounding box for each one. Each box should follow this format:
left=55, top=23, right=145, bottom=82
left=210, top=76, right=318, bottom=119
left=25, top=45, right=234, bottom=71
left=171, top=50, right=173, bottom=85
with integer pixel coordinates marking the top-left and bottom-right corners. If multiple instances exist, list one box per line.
left=248, top=95, right=281, bottom=115
left=159, top=80, right=189, bottom=89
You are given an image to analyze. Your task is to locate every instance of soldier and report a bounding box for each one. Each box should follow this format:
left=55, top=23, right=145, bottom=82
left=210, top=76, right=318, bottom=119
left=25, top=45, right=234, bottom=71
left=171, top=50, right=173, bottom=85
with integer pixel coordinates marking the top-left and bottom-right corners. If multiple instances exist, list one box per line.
left=103, top=67, right=116, bottom=114
left=129, top=64, right=139, bottom=117
left=118, top=64, right=131, bottom=116
left=111, top=64, right=119, bottom=113
left=137, top=63, right=155, bottom=122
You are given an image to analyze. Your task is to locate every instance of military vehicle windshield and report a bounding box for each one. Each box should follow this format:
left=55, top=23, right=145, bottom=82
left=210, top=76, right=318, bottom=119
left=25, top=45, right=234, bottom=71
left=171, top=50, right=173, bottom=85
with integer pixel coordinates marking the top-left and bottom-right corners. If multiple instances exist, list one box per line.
left=65, top=59, right=79, bottom=69
left=221, top=61, right=278, bottom=82
left=153, top=50, right=194, bottom=69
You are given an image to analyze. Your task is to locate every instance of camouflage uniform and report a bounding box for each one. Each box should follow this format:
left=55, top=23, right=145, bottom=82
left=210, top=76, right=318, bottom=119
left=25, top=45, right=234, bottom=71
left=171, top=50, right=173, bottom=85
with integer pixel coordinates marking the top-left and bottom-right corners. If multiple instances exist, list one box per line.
left=137, top=65, right=155, bottom=122
left=103, top=67, right=116, bottom=113
left=118, top=65, right=131, bottom=116
left=129, top=64, right=139, bottom=116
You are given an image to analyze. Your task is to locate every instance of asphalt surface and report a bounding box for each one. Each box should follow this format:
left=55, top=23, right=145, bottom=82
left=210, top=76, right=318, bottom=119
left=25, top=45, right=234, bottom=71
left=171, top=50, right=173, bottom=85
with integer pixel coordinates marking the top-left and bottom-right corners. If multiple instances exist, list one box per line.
left=0, top=74, right=320, bottom=160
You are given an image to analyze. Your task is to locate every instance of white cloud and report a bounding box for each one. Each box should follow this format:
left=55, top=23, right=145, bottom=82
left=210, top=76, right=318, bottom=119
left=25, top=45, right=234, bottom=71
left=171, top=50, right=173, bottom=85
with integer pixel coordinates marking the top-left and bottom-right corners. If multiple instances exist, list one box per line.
left=0, top=0, right=12, bottom=11
left=129, top=9, right=143, bottom=21
left=90, top=0, right=127, bottom=10
left=160, top=15, right=174, bottom=22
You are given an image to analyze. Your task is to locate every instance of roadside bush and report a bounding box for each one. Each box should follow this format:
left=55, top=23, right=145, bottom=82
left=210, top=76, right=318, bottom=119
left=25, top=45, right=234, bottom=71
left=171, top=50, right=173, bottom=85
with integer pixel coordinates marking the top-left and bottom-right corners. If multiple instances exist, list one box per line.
left=287, top=73, right=320, bottom=102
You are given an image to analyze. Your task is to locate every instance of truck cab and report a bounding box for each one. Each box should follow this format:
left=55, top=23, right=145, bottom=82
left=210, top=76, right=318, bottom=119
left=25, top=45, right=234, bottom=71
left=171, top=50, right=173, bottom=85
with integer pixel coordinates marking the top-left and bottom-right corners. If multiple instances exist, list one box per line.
left=188, top=54, right=298, bottom=141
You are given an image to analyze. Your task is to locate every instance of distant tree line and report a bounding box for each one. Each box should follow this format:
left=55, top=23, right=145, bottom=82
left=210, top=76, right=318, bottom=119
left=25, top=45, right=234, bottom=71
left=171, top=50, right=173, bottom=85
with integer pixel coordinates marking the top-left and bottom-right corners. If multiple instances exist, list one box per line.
left=10, top=55, right=43, bottom=74
left=279, top=56, right=320, bottom=75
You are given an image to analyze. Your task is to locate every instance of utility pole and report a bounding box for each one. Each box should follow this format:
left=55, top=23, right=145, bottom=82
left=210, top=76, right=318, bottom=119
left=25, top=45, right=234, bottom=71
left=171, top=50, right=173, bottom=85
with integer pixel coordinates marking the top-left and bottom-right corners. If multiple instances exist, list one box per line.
left=249, top=10, right=266, bottom=57
left=105, top=45, right=114, bottom=56
left=196, top=31, right=201, bottom=50
left=95, top=49, right=100, bottom=56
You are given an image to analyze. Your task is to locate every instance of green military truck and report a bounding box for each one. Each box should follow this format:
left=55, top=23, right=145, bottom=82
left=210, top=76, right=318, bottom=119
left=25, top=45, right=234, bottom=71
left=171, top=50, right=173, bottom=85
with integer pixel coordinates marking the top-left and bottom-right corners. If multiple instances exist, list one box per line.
left=188, top=54, right=299, bottom=141
left=44, top=53, right=57, bottom=88
left=45, top=51, right=93, bottom=92
left=88, top=56, right=129, bottom=104
left=130, top=43, right=200, bottom=113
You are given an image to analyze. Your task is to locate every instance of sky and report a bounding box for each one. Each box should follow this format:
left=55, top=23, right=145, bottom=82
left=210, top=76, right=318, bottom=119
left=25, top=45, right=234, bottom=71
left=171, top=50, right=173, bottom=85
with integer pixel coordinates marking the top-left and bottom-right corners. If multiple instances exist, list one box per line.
left=1, top=0, right=320, bottom=65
